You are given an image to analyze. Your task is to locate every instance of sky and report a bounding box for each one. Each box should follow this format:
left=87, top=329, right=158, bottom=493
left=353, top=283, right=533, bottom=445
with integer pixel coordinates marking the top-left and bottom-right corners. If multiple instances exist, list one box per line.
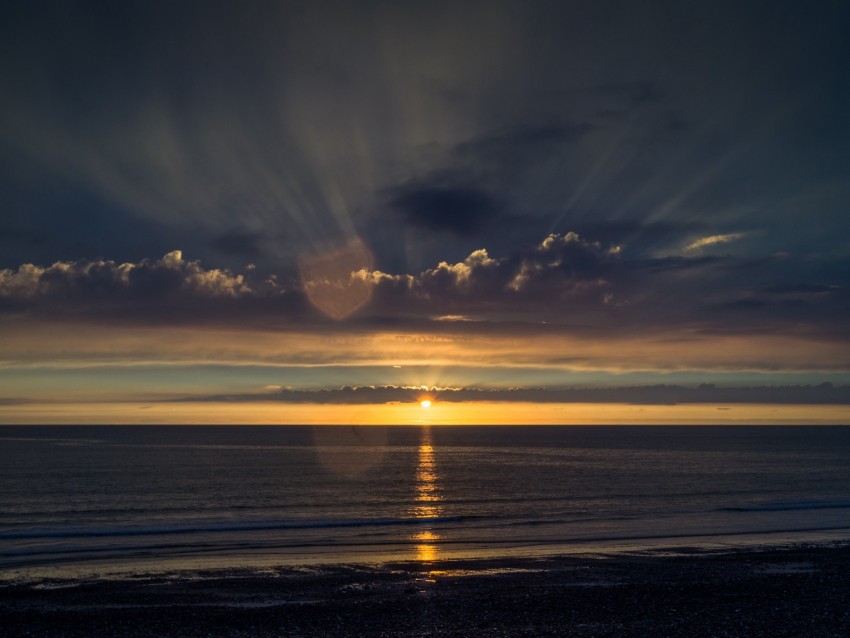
left=1, top=0, right=849, bottom=424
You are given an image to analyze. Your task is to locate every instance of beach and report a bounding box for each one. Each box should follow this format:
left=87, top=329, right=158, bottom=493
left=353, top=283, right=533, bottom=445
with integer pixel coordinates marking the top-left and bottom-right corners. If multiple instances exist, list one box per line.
left=3, top=542, right=849, bottom=637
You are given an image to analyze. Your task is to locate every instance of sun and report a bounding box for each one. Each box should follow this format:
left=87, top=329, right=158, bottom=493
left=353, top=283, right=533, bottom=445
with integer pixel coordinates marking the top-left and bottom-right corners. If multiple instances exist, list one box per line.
left=420, top=400, right=432, bottom=409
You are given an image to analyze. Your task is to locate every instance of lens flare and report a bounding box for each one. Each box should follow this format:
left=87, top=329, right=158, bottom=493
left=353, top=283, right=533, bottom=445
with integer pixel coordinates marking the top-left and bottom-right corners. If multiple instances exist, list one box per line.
left=298, top=236, right=374, bottom=320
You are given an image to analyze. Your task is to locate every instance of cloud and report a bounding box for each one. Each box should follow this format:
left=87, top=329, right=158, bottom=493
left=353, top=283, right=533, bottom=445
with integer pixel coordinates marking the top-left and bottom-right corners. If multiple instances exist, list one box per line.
left=184, top=382, right=850, bottom=405
left=0, top=251, right=252, bottom=303
left=383, top=120, right=590, bottom=239
left=386, top=182, right=500, bottom=236
left=685, top=233, right=746, bottom=252
left=0, top=231, right=847, bottom=343
left=507, top=232, right=620, bottom=292
left=0, top=233, right=633, bottom=324
left=360, top=232, right=621, bottom=317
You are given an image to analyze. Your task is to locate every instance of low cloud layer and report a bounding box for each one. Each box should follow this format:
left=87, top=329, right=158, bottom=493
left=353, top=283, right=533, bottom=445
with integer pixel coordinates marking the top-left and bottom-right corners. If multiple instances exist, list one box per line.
left=189, top=383, right=850, bottom=406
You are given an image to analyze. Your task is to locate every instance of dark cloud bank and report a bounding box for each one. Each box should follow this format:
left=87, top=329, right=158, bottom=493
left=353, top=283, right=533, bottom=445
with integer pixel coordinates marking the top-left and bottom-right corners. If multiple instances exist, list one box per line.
left=189, top=383, right=850, bottom=406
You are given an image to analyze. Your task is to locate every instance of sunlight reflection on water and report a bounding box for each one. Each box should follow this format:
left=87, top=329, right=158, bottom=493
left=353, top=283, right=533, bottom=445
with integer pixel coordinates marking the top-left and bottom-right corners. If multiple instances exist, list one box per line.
left=410, top=428, right=443, bottom=564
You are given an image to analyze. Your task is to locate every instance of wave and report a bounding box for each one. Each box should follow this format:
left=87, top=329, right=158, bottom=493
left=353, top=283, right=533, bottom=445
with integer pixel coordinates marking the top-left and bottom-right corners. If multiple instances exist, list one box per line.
left=2, top=487, right=788, bottom=520
left=6, top=524, right=850, bottom=567
left=502, top=515, right=638, bottom=527
left=722, top=500, right=850, bottom=513
left=0, top=437, right=104, bottom=445
left=0, top=515, right=482, bottom=541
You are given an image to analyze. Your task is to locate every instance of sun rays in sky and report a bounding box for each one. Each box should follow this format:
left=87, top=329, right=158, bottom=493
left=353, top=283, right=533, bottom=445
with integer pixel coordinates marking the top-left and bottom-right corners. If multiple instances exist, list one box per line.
left=1, top=3, right=849, bottom=424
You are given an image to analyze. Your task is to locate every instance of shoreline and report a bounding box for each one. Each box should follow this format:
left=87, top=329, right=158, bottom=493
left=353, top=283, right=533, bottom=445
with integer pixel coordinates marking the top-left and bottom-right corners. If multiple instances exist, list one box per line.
left=5, top=525, right=850, bottom=584
left=3, top=541, right=849, bottom=636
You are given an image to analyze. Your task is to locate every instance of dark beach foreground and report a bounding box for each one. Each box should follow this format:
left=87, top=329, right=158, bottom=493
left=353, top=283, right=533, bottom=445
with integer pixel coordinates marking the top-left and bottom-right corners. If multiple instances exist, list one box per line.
left=2, top=543, right=849, bottom=637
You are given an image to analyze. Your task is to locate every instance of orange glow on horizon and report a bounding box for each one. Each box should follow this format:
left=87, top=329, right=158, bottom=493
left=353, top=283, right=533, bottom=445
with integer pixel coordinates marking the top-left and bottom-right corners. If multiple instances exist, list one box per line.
left=0, top=401, right=848, bottom=425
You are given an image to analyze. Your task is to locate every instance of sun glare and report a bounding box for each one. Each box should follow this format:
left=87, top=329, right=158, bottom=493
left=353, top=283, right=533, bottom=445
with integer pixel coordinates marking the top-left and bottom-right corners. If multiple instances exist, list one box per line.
left=420, top=400, right=432, bottom=408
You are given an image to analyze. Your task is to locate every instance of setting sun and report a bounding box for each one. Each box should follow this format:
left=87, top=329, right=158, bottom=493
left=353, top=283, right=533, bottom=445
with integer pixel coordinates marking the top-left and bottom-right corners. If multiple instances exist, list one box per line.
left=420, top=400, right=432, bottom=408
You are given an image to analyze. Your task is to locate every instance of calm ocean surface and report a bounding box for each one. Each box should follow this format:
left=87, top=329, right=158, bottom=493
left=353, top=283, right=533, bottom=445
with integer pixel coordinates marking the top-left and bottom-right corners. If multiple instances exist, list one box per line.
left=2, top=425, right=850, bottom=579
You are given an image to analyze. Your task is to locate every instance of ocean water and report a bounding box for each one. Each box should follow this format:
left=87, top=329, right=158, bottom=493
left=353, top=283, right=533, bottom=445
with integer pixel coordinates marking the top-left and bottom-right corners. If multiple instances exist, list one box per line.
left=2, top=425, right=850, bottom=579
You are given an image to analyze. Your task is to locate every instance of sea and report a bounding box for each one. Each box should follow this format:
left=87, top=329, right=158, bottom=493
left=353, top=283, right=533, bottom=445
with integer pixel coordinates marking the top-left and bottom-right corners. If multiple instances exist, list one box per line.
left=2, top=425, right=850, bottom=580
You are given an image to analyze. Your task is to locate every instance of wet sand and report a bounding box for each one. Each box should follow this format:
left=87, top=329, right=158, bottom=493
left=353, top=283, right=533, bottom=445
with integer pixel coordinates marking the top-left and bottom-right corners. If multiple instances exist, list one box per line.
left=2, top=543, right=849, bottom=637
